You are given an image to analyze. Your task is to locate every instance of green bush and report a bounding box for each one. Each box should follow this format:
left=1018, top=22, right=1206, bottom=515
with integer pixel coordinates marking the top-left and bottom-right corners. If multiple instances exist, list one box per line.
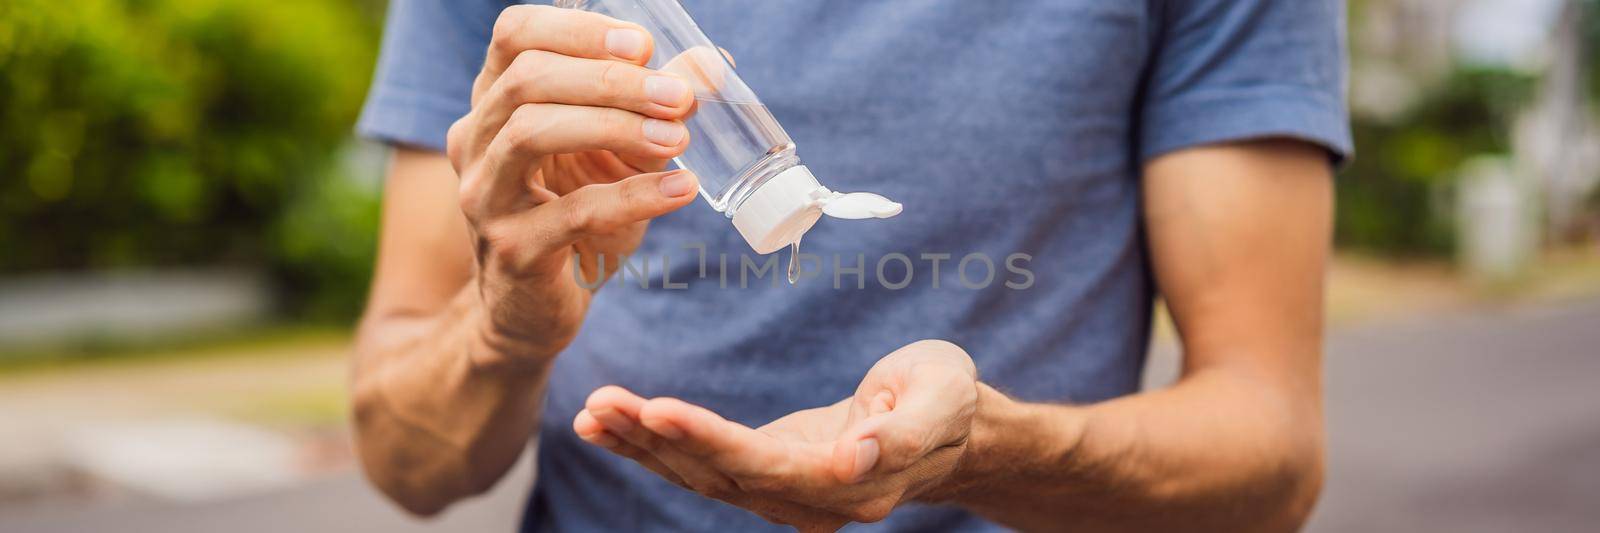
left=1588, top=0, right=1600, bottom=104
left=271, top=154, right=382, bottom=321
left=1336, top=68, right=1535, bottom=256
left=0, top=0, right=381, bottom=320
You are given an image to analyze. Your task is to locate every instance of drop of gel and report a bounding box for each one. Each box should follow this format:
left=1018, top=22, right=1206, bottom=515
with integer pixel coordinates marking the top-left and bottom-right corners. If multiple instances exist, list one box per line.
left=779, top=190, right=898, bottom=286
left=786, top=238, right=802, bottom=285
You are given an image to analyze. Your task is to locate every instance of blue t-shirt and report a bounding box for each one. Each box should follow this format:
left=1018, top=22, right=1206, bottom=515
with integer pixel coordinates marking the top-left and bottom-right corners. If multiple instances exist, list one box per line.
left=358, top=0, right=1351, bottom=530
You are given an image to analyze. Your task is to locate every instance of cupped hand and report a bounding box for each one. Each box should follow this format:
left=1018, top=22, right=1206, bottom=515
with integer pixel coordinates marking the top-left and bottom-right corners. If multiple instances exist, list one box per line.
left=573, top=340, right=980, bottom=531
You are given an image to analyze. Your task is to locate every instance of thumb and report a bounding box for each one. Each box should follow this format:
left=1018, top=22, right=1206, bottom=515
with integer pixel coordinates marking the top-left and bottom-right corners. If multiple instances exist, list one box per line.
left=830, top=371, right=977, bottom=483
left=531, top=169, right=698, bottom=252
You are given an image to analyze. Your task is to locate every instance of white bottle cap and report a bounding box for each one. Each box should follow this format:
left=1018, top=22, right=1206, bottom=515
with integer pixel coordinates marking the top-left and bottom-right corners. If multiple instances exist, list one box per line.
left=732, top=166, right=828, bottom=254
left=731, top=165, right=903, bottom=254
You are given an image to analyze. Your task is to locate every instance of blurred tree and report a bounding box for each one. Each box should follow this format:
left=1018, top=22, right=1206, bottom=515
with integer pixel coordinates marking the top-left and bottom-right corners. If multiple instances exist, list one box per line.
left=1588, top=0, right=1600, bottom=103
left=1338, top=69, right=1535, bottom=255
left=0, top=0, right=381, bottom=320
left=1341, top=0, right=1600, bottom=256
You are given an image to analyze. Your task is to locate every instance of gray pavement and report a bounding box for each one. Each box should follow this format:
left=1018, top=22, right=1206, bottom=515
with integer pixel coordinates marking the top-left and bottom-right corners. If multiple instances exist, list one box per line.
left=1308, top=299, right=1600, bottom=532
left=2, top=298, right=1598, bottom=532
left=0, top=455, right=534, bottom=533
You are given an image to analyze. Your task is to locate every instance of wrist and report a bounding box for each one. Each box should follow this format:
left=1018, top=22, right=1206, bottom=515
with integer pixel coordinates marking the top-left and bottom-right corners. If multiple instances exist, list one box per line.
left=468, top=321, right=553, bottom=374
left=920, top=382, right=1016, bottom=502
left=927, top=383, right=1090, bottom=506
left=467, top=286, right=564, bottom=375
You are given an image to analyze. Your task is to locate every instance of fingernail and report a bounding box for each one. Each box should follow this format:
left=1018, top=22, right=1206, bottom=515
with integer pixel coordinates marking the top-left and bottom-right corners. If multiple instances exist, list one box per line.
left=644, top=76, right=690, bottom=106
left=658, top=171, right=694, bottom=197
left=851, top=438, right=880, bottom=481
left=592, top=407, right=636, bottom=434
left=605, top=28, right=646, bottom=60
left=642, top=118, right=685, bottom=147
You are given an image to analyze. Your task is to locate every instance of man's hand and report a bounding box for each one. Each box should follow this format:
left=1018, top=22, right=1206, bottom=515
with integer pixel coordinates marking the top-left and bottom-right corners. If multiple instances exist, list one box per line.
left=448, top=5, right=702, bottom=369
left=350, top=5, right=709, bottom=514
left=573, top=340, right=979, bottom=531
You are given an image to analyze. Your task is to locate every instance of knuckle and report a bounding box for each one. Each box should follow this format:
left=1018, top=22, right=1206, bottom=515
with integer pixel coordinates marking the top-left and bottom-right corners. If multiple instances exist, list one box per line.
left=562, top=14, right=609, bottom=55
left=602, top=110, right=637, bottom=146
left=456, top=182, right=481, bottom=216
left=492, top=6, right=532, bottom=50
left=470, top=220, right=528, bottom=270
left=503, top=75, right=536, bottom=107
left=445, top=117, right=470, bottom=165
left=504, top=105, right=546, bottom=156
left=594, top=61, right=630, bottom=101
left=503, top=52, right=553, bottom=101
left=488, top=236, right=526, bottom=271
left=458, top=198, right=481, bottom=225
left=508, top=49, right=542, bottom=78
left=618, top=176, right=651, bottom=208
left=561, top=194, right=597, bottom=234
left=508, top=102, right=543, bottom=126
left=455, top=173, right=496, bottom=221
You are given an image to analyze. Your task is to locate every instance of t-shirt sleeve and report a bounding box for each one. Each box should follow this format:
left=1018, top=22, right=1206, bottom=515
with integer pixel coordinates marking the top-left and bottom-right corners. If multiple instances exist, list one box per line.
left=356, top=0, right=512, bottom=151
left=1140, top=0, right=1353, bottom=164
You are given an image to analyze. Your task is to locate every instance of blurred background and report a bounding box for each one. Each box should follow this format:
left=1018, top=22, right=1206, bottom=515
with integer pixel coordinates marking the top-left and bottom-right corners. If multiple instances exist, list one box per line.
left=0, top=0, right=1596, bottom=531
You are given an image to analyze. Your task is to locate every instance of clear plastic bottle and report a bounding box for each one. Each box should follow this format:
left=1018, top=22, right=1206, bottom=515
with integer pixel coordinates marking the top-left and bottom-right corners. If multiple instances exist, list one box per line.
left=556, top=0, right=900, bottom=254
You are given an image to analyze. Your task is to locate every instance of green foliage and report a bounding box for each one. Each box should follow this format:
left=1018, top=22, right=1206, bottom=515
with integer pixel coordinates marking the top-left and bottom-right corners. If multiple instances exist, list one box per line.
left=0, top=0, right=381, bottom=320
left=270, top=159, right=381, bottom=321
left=1587, top=0, right=1600, bottom=104
left=1337, top=69, right=1536, bottom=256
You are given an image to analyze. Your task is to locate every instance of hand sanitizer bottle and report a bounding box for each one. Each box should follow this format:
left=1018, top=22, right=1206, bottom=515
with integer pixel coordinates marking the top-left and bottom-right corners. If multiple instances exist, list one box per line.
left=556, top=0, right=902, bottom=255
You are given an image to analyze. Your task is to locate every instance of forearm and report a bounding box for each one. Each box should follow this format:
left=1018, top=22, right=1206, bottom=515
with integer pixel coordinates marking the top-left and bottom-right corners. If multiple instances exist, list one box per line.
left=350, top=286, right=552, bottom=516
left=934, top=139, right=1332, bottom=531
left=945, top=365, right=1323, bottom=532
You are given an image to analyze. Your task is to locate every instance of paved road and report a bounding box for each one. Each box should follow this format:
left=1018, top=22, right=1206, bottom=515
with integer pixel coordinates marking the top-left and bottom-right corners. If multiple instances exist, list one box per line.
left=1307, top=299, right=1600, bottom=532
left=3, top=298, right=1597, bottom=532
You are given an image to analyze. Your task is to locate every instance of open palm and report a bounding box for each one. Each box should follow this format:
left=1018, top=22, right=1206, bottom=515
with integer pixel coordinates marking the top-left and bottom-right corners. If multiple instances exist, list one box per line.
left=574, top=340, right=980, bottom=530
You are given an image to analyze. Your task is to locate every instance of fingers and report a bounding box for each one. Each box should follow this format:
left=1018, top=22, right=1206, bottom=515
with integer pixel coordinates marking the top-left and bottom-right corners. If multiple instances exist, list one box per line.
left=460, top=97, right=691, bottom=220
left=584, top=389, right=823, bottom=492
left=584, top=387, right=745, bottom=496
left=499, top=51, right=693, bottom=118
left=471, top=170, right=695, bottom=275
left=464, top=51, right=693, bottom=159
left=573, top=408, right=620, bottom=448
left=452, top=5, right=694, bottom=217
left=481, top=103, right=689, bottom=185
left=636, top=397, right=809, bottom=484
left=470, top=99, right=683, bottom=211
left=476, top=5, right=654, bottom=102
left=527, top=169, right=698, bottom=252
left=582, top=386, right=655, bottom=445
left=574, top=408, right=687, bottom=487
left=580, top=389, right=853, bottom=529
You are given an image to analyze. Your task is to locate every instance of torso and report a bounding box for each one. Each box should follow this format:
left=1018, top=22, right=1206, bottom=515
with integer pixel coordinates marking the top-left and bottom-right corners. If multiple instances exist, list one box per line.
left=527, top=1, right=1156, bottom=530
